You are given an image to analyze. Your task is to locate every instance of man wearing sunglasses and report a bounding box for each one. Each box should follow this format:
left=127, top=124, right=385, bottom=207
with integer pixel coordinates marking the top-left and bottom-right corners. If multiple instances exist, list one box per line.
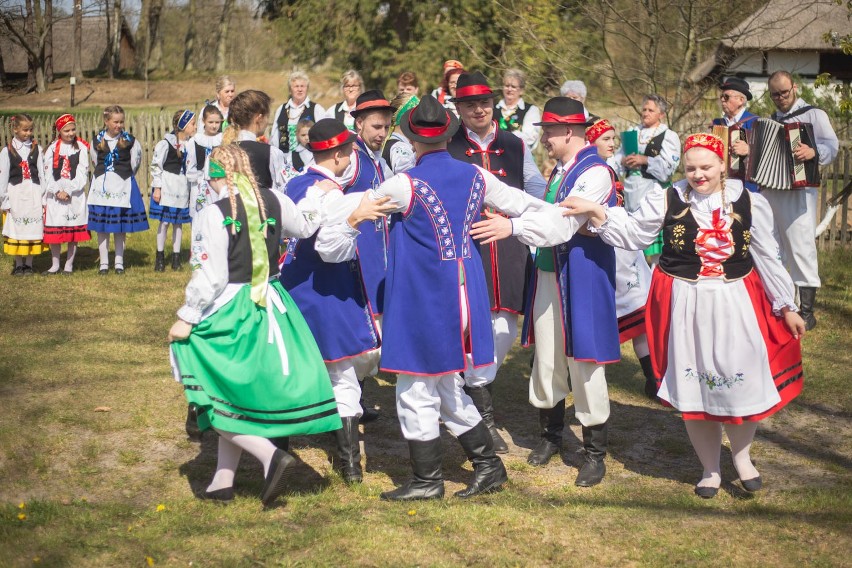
left=762, top=70, right=839, bottom=331
left=711, top=77, right=758, bottom=193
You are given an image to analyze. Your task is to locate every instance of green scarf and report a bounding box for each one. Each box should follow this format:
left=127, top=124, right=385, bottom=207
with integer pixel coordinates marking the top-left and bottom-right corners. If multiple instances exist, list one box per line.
left=229, top=173, right=276, bottom=307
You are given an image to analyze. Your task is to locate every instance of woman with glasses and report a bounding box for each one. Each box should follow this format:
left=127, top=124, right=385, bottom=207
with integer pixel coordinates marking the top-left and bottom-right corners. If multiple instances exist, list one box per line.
left=494, top=68, right=542, bottom=149
left=326, top=70, right=364, bottom=132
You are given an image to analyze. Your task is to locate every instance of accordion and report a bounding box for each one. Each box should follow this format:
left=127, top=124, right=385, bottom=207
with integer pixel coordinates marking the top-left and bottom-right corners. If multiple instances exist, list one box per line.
left=745, top=119, right=820, bottom=190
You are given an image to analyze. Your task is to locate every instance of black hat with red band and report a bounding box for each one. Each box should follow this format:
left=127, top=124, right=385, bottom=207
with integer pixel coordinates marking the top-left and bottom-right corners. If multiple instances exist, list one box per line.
left=350, top=89, right=395, bottom=118
left=399, top=94, right=459, bottom=144
left=534, top=97, right=593, bottom=127
left=452, top=71, right=496, bottom=103
left=308, top=118, right=356, bottom=152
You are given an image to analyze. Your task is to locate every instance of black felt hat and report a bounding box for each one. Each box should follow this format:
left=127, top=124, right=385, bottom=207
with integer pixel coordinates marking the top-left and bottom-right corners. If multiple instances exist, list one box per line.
left=308, top=118, right=356, bottom=152
left=451, top=71, right=496, bottom=103
left=719, top=76, right=753, bottom=101
left=533, top=97, right=593, bottom=126
left=399, top=94, right=459, bottom=144
left=350, top=89, right=394, bottom=118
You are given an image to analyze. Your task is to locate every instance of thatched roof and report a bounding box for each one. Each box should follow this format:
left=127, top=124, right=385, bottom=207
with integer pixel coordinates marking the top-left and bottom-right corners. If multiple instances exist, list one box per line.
left=689, top=0, right=849, bottom=83
left=0, top=15, right=136, bottom=75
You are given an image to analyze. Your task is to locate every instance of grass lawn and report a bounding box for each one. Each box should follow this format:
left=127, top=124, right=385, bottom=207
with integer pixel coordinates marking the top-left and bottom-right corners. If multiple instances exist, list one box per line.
left=0, top=228, right=850, bottom=567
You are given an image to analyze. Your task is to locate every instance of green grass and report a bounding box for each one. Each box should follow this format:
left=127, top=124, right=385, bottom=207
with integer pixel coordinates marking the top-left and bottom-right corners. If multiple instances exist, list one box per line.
left=0, top=231, right=850, bottom=567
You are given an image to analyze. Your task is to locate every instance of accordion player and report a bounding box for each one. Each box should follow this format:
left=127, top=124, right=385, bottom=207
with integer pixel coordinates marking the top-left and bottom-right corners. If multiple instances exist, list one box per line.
left=743, top=118, right=821, bottom=190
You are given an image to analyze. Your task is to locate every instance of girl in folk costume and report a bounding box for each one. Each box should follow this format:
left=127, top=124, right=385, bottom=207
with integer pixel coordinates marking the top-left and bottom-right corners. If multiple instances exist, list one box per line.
left=563, top=133, right=806, bottom=498
left=88, top=105, right=149, bottom=275
left=150, top=110, right=197, bottom=272
left=0, top=114, right=46, bottom=276
left=222, top=89, right=288, bottom=194
left=186, top=105, right=223, bottom=220
left=42, top=114, right=91, bottom=275
left=587, top=117, right=657, bottom=398
left=283, top=118, right=315, bottom=181
left=168, top=144, right=342, bottom=506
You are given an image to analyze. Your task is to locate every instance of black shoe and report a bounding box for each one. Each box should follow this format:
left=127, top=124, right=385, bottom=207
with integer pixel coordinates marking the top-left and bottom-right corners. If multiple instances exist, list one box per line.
left=200, top=487, right=234, bottom=503
left=638, top=355, right=659, bottom=400
left=154, top=251, right=166, bottom=272
left=798, top=287, right=818, bottom=331
left=115, top=267, right=125, bottom=275
left=11, top=265, right=24, bottom=276
left=98, top=267, right=109, bottom=275
left=741, top=476, right=762, bottom=492
left=694, top=484, right=719, bottom=499
left=527, top=401, right=565, bottom=466
left=334, top=417, right=363, bottom=484
left=380, top=438, right=444, bottom=501
left=575, top=422, right=608, bottom=487
left=22, top=265, right=34, bottom=276
left=270, top=437, right=290, bottom=452
left=359, top=406, right=380, bottom=424
left=454, top=421, right=508, bottom=498
left=171, top=252, right=182, bottom=271
left=185, top=404, right=202, bottom=442
left=464, top=385, right=508, bottom=454
left=42, top=268, right=60, bottom=276
left=261, top=449, right=296, bottom=507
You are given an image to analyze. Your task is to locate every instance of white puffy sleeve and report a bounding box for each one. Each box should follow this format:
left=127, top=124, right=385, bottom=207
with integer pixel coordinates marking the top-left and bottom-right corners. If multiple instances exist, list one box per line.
left=645, top=129, right=680, bottom=183
left=70, top=145, right=90, bottom=195
left=0, top=148, right=8, bottom=209
left=130, top=139, right=143, bottom=174
left=177, top=206, right=230, bottom=324
left=812, top=109, right=839, bottom=166
left=593, top=182, right=666, bottom=250
left=42, top=143, right=60, bottom=195
left=748, top=192, right=797, bottom=313
left=185, top=140, right=199, bottom=185
left=269, top=147, right=289, bottom=194
left=149, top=140, right=169, bottom=188
left=35, top=144, right=46, bottom=197
left=520, top=104, right=542, bottom=150
left=273, top=185, right=328, bottom=238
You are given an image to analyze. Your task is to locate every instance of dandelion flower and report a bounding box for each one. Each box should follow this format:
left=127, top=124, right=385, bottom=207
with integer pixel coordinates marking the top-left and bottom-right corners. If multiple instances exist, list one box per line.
left=17, top=513, right=26, bottom=521
left=407, top=510, right=416, bottom=516
left=146, top=556, right=155, bottom=566
left=17, top=502, right=25, bottom=510
left=156, top=504, right=166, bottom=512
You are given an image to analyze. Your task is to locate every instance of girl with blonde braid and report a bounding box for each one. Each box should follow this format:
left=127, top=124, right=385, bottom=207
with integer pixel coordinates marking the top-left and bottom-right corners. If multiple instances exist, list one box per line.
left=168, top=143, right=345, bottom=506
left=563, top=133, right=806, bottom=498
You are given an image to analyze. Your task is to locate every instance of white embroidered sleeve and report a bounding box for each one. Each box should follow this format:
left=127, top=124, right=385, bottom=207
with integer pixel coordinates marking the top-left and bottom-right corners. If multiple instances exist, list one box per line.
left=596, top=182, right=666, bottom=250
left=0, top=148, right=8, bottom=209
left=177, top=206, right=229, bottom=324
left=749, top=192, right=797, bottom=313
left=130, top=139, right=143, bottom=174
left=150, top=140, right=168, bottom=188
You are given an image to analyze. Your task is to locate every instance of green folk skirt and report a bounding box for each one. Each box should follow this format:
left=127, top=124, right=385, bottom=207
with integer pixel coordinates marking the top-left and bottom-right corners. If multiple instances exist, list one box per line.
left=171, top=281, right=342, bottom=437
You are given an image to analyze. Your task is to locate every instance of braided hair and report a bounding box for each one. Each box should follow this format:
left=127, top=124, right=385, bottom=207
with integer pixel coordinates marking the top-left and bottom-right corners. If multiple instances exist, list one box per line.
left=209, top=144, right=269, bottom=236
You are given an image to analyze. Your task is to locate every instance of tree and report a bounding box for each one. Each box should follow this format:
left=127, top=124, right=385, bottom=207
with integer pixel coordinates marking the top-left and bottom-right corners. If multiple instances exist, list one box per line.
left=214, top=0, right=234, bottom=72
left=183, top=0, right=197, bottom=71
left=71, top=0, right=82, bottom=78
left=0, top=0, right=55, bottom=92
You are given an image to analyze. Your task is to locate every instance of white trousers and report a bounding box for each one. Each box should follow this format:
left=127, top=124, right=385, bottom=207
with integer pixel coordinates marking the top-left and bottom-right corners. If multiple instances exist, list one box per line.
left=529, top=269, right=610, bottom=427
left=761, top=187, right=820, bottom=287
left=464, top=311, right=519, bottom=387
left=327, top=349, right=379, bottom=419
left=396, top=371, right=482, bottom=441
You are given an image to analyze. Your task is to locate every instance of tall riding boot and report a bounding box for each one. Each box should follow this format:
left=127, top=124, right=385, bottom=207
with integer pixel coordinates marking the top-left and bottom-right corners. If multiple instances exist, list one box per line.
left=638, top=355, right=659, bottom=400
left=455, top=421, right=508, bottom=498
left=380, top=438, right=445, bottom=501
left=154, top=251, right=166, bottom=272
left=575, top=421, right=608, bottom=487
left=799, top=286, right=818, bottom=331
left=359, top=379, right=379, bottom=424
left=527, top=398, right=565, bottom=466
left=333, top=417, right=363, bottom=484
left=464, top=385, right=508, bottom=453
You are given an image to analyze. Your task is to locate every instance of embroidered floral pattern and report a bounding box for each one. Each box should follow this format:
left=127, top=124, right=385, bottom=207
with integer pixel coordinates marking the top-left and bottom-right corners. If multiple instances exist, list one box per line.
left=412, top=179, right=458, bottom=261
left=13, top=216, right=42, bottom=226
left=462, top=173, right=486, bottom=259
left=670, top=223, right=686, bottom=252
left=741, top=229, right=751, bottom=257
left=685, top=367, right=744, bottom=390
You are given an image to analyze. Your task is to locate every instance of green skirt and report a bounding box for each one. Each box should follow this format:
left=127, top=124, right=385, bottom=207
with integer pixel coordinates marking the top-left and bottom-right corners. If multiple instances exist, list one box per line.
left=171, top=281, right=342, bottom=437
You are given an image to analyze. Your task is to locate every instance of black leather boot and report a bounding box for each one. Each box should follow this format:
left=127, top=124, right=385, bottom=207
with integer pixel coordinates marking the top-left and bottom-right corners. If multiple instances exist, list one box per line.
left=455, top=421, right=508, bottom=498
left=185, top=403, right=202, bottom=442
left=527, top=399, right=565, bottom=466
left=575, top=422, right=607, bottom=487
left=464, top=385, right=508, bottom=453
left=380, top=438, right=444, bottom=501
left=154, top=251, right=166, bottom=272
left=638, top=355, right=659, bottom=400
left=333, top=416, right=363, bottom=484
left=171, top=252, right=182, bottom=271
left=358, top=379, right=380, bottom=424
left=799, top=286, right=818, bottom=331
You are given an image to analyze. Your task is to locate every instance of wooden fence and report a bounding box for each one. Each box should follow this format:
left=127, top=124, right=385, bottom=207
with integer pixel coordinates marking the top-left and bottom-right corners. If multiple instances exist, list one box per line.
left=1, top=111, right=850, bottom=249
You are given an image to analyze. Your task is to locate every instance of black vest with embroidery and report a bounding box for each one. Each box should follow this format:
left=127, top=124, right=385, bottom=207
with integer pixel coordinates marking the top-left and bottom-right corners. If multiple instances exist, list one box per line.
left=640, top=131, right=667, bottom=180
left=8, top=144, right=41, bottom=185
left=214, top=187, right=283, bottom=283
left=162, top=141, right=184, bottom=175
left=51, top=150, right=80, bottom=181
left=236, top=140, right=273, bottom=190
left=93, top=137, right=134, bottom=180
left=496, top=102, right=531, bottom=134
left=659, top=185, right=754, bottom=281
left=276, top=101, right=318, bottom=153
left=447, top=126, right=523, bottom=189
